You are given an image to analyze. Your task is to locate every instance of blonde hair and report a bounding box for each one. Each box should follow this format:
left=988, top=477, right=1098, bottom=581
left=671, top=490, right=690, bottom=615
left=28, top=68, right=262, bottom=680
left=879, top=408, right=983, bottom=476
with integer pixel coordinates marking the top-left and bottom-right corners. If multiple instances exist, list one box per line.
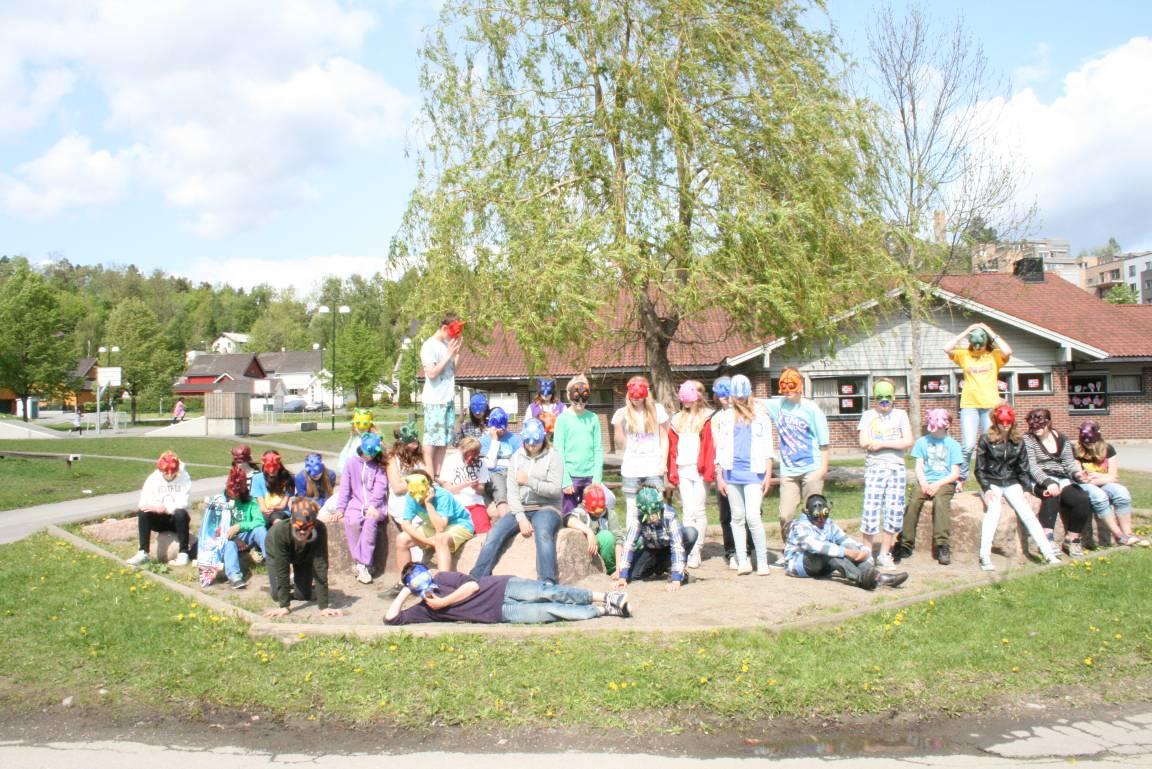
left=732, top=397, right=756, bottom=425
left=624, top=376, right=659, bottom=435
left=672, top=380, right=711, bottom=434
left=458, top=436, right=481, bottom=456
left=566, top=374, right=590, bottom=398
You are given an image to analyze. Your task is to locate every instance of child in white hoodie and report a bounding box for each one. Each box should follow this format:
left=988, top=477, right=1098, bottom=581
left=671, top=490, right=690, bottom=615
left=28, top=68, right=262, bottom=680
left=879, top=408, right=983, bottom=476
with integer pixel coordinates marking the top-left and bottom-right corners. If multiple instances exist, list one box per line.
left=127, top=451, right=193, bottom=566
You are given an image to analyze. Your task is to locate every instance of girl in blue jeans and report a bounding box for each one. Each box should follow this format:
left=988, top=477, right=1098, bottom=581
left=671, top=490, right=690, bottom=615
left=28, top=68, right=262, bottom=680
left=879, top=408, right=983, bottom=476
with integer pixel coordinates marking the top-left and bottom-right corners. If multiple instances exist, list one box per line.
left=1074, top=421, right=1149, bottom=547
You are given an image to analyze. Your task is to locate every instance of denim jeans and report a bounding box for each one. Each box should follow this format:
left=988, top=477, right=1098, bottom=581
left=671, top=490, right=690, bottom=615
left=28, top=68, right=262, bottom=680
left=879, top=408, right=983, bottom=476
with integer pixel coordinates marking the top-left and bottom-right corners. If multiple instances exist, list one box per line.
left=727, top=481, right=768, bottom=568
left=469, top=507, right=562, bottom=583
left=499, top=578, right=598, bottom=623
left=959, top=407, right=992, bottom=481
left=223, top=527, right=267, bottom=579
left=1081, top=482, right=1132, bottom=518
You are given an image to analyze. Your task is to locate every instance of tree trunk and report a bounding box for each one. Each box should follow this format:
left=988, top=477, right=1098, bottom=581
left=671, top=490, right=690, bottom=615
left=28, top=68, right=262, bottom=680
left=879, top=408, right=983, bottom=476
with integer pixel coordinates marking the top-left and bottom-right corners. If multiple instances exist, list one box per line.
left=908, top=289, right=923, bottom=435
left=21, top=395, right=29, bottom=422
left=638, top=294, right=679, bottom=410
left=131, top=389, right=138, bottom=424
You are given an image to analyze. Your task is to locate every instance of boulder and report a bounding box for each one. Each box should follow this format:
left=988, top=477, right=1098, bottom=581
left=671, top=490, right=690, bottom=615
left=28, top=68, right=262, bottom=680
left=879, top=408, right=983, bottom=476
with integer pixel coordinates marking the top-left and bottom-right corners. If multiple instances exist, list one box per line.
left=908, top=491, right=1070, bottom=556
left=323, top=517, right=396, bottom=581
left=80, top=516, right=191, bottom=563
left=454, top=528, right=604, bottom=583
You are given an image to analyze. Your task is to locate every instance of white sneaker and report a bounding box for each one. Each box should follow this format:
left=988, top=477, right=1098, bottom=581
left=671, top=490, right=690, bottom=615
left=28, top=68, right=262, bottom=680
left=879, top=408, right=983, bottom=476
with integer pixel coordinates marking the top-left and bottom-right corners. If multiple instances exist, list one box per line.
left=737, top=561, right=753, bottom=575
left=979, top=557, right=995, bottom=572
left=686, top=553, right=701, bottom=569
left=876, top=552, right=895, bottom=569
left=355, top=563, right=373, bottom=584
left=172, top=552, right=190, bottom=567
left=1045, top=554, right=1062, bottom=565
left=126, top=550, right=149, bottom=567
left=728, top=556, right=739, bottom=571
left=756, top=565, right=771, bottom=576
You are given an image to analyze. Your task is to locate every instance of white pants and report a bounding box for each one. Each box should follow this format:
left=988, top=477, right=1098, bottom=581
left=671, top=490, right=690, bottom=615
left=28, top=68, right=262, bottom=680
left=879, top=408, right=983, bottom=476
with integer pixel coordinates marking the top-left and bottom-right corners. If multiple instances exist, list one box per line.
left=726, top=481, right=768, bottom=568
left=677, top=464, right=708, bottom=561
left=980, top=484, right=1055, bottom=561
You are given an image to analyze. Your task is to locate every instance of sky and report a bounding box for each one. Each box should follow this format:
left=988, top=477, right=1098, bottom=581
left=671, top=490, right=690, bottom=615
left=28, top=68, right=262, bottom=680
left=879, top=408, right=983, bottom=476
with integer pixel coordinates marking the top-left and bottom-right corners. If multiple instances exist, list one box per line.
left=2, top=0, right=1150, bottom=295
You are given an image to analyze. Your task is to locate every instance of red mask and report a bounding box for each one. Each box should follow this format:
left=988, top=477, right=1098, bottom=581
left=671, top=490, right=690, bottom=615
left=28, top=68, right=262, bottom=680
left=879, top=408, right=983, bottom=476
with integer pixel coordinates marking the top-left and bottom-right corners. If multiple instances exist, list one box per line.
left=262, top=452, right=282, bottom=474
left=993, top=404, right=1016, bottom=427
left=156, top=451, right=180, bottom=476
left=446, top=320, right=466, bottom=339
left=626, top=380, right=649, bottom=400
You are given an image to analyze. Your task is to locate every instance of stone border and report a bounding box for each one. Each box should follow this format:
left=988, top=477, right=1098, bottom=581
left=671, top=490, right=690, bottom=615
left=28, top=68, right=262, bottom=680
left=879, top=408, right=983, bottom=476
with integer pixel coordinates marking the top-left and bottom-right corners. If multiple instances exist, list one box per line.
left=45, top=522, right=1099, bottom=643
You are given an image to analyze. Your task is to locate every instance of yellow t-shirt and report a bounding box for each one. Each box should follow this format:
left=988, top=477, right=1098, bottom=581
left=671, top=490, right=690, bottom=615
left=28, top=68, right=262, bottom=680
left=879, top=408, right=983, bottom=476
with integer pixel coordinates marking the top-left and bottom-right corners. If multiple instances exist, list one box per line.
left=949, top=348, right=1008, bottom=408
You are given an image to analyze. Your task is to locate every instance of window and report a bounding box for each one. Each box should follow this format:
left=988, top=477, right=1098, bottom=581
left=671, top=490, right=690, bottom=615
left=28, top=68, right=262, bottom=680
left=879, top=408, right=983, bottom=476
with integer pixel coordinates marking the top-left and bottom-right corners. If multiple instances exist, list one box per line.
left=920, top=373, right=952, bottom=395
left=1112, top=374, right=1142, bottom=394
left=1068, top=374, right=1107, bottom=411
left=1130, top=265, right=1137, bottom=277
left=812, top=376, right=867, bottom=416
left=1015, top=372, right=1051, bottom=393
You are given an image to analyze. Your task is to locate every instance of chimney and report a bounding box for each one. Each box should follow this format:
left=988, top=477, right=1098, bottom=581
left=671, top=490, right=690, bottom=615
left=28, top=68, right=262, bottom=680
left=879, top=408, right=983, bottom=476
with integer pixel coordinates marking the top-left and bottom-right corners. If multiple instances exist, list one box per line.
left=1013, top=257, right=1045, bottom=283
left=933, top=210, right=946, bottom=245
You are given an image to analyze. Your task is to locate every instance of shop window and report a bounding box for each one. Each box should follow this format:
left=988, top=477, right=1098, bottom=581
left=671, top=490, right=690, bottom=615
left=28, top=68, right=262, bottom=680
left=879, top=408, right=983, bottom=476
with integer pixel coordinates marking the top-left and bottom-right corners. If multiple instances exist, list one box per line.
left=920, top=373, right=952, bottom=395
left=1069, top=374, right=1107, bottom=411
left=812, top=376, right=867, bottom=416
left=1015, top=372, right=1051, bottom=393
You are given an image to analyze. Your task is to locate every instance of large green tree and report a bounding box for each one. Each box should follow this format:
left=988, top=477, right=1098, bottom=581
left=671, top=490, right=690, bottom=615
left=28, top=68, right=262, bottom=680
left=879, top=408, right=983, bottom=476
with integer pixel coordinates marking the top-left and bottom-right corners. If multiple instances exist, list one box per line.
left=0, top=264, right=77, bottom=420
left=334, top=320, right=389, bottom=406
left=105, top=299, right=183, bottom=423
left=395, top=0, right=891, bottom=402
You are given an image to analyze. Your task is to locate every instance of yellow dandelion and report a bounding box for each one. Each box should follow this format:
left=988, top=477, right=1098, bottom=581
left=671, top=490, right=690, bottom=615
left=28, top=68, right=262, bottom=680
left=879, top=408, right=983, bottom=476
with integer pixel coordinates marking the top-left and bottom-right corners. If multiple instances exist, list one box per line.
left=608, top=681, right=619, bottom=691
left=297, top=633, right=307, bottom=640
left=388, top=644, right=398, bottom=652
left=699, top=676, right=709, bottom=685
left=1001, top=638, right=1010, bottom=645
left=1115, top=634, right=1123, bottom=640
left=1083, top=657, right=1093, bottom=666
left=304, top=672, right=313, bottom=683
left=1011, top=666, right=1020, bottom=673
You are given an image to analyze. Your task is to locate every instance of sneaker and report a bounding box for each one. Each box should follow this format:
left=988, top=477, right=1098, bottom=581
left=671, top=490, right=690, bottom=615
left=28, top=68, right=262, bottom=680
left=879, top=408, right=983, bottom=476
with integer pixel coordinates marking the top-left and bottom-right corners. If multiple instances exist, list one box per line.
left=229, top=576, right=248, bottom=590
left=248, top=548, right=264, bottom=564
left=737, top=561, right=753, bottom=575
left=936, top=543, right=952, bottom=566
left=876, top=552, right=895, bottom=569
left=172, top=552, right=190, bottom=567
left=1045, top=554, right=1062, bottom=565
left=876, top=571, right=909, bottom=588
left=605, top=591, right=631, bottom=618
left=728, top=556, right=739, bottom=571
left=979, top=557, right=995, bottom=572
left=686, top=552, right=701, bottom=569
left=355, top=563, right=373, bottom=584
left=125, top=550, right=149, bottom=567
left=1067, top=540, right=1085, bottom=559
left=381, top=582, right=405, bottom=599
left=768, top=560, right=786, bottom=570
left=756, top=565, right=771, bottom=576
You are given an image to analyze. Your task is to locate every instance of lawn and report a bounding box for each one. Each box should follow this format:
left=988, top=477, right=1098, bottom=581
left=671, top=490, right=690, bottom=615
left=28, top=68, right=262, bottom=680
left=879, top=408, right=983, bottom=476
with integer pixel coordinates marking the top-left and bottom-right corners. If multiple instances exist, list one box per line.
left=0, top=533, right=1148, bottom=729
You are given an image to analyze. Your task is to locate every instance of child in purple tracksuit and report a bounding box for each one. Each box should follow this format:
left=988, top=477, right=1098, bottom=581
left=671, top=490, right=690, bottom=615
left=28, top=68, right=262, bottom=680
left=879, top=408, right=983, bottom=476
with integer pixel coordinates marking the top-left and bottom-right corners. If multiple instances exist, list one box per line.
left=334, top=432, right=389, bottom=585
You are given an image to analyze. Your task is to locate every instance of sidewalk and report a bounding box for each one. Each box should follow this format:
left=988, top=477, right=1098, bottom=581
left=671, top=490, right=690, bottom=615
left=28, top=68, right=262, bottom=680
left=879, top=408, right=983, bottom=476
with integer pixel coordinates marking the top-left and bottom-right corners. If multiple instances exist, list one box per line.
left=0, top=475, right=228, bottom=545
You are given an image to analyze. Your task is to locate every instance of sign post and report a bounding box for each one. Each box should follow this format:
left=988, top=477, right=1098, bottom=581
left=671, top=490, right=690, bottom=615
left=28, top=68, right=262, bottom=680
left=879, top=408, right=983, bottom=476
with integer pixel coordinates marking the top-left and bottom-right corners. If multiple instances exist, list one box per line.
left=96, top=367, right=122, bottom=436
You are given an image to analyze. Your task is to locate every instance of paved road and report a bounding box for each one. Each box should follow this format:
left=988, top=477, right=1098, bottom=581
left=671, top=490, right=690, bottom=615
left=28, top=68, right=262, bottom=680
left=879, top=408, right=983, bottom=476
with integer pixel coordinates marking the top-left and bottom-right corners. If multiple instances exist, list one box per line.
left=2, top=710, right=1151, bottom=767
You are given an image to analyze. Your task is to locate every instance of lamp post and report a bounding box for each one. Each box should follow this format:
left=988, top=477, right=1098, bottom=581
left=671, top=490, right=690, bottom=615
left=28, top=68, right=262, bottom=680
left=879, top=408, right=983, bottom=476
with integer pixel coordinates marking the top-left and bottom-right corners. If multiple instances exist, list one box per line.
left=317, top=305, right=351, bottom=431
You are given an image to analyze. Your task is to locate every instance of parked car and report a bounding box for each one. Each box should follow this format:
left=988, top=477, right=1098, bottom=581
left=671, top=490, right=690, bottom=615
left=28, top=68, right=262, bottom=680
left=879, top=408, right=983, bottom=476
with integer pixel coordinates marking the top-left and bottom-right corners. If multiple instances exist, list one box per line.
left=282, top=398, right=307, bottom=413
left=303, top=401, right=329, bottom=412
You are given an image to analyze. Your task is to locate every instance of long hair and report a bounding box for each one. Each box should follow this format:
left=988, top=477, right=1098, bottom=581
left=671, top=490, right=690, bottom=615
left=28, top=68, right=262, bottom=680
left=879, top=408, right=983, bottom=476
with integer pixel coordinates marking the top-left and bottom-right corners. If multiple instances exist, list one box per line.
left=392, top=439, right=422, bottom=474
left=986, top=421, right=1023, bottom=445
left=732, top=397, right=756, bottom=425
left=673, top=381, right=711, bottom=435
left=1074, top=438, right=1109, bottom=465
left=266, top=468, right=295, bottom=496
left=624, top=375, right=659, bottom=435
left=305, top=469, right=334, bottom=500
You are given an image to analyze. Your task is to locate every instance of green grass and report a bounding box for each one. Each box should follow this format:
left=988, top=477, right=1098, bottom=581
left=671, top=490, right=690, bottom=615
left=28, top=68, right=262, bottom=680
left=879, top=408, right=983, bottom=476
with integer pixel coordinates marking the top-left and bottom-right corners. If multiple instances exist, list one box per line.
left=0, top=458, right=222, bottom=510
left=1, top=533, right=1149, bottom=728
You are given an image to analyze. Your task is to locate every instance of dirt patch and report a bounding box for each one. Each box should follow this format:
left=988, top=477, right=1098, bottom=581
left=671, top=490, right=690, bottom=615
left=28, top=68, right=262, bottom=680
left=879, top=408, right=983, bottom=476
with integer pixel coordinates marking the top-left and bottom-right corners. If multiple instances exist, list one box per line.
left=2, top=676, right=1149, bottom=758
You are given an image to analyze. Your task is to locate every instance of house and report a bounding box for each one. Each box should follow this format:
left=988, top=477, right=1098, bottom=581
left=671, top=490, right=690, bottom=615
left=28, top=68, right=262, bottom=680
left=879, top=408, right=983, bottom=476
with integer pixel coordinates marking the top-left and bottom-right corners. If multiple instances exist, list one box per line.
left=445, top=268, right=1152, bottom=450
left=173, top=351, right=338, bottom=408
left=64, top=357, right=100, bottom=408
left=210, top=332, right=250, bottom=355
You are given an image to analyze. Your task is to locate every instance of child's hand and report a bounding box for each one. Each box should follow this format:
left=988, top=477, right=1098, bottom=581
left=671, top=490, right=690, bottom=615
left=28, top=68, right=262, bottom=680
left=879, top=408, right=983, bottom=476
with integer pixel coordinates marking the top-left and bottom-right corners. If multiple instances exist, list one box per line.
left=319, top=608, right=343, bottom=617
left=585, top=532, right=598, bottom=554
left=518, top=518, right=534, bottom=537
left=264, top=607, right=290, bottom=618
left=665, top=581, right=681, bottom=593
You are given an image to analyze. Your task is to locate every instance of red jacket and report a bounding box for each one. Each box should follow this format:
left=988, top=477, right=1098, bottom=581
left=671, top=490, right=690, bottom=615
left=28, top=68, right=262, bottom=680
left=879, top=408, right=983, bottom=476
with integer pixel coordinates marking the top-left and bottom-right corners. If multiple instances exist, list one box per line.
left=667, top=414, right=716, bottom=485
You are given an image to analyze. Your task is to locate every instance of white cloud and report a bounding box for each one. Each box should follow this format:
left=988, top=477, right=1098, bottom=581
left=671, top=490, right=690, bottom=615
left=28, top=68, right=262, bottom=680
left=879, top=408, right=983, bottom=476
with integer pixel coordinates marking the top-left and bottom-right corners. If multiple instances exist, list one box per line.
left=177, top=254, right=397, bottom=294
left=0, top=133, right=137, bottom=218
left=1011, top=42, right=1052, bottom=89
left=987, top=37, right=1152, bottom=251
left=0, top=0, right=410, bottom=235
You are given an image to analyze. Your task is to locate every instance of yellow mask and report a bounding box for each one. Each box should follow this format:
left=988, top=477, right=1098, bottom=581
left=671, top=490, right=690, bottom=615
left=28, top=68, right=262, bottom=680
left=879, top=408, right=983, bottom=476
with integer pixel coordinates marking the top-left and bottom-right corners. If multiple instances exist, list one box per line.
left=406, top=474, right=431, bottom=503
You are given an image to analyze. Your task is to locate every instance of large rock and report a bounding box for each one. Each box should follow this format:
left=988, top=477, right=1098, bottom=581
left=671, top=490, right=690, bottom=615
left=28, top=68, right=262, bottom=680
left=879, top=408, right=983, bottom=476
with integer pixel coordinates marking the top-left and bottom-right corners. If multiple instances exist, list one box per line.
left=323, top=517, right=395, bottom=581
left=81, top=516, right=191, bottom=563
left=908, top=491, right=1071, bottom=556
left=454, top=528, right=604, bottom=583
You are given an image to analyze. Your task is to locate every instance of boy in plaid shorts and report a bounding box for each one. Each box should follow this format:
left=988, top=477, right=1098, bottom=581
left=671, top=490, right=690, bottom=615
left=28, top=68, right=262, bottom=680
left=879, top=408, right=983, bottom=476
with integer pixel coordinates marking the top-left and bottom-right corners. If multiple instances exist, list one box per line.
left=857, top=379, right=914, bottom=568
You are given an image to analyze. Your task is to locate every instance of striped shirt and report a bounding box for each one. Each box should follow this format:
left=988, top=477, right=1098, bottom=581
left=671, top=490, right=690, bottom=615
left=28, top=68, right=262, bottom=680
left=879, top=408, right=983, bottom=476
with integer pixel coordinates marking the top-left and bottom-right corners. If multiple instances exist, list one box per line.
left=1022, top=432, right=1081, bottom=488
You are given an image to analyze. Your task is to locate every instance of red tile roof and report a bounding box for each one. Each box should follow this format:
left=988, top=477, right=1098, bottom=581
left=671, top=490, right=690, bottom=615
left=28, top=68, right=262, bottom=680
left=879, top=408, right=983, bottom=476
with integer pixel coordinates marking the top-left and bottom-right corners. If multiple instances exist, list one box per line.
left=455, top=305, right=761, bottom=380
left=935, top=273, right=1152, bottom=358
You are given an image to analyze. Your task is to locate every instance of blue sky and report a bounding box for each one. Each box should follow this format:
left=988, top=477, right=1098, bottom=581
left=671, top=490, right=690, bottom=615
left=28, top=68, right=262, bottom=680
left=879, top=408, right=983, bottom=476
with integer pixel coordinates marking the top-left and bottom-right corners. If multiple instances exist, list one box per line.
left=2, top=1, right=1150, bottom=293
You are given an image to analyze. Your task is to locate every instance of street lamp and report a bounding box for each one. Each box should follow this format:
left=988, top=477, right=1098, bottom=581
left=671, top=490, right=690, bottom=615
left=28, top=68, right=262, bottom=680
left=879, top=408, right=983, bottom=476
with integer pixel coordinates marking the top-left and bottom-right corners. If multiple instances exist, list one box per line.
left=317, top=305, right=351, bottom=430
